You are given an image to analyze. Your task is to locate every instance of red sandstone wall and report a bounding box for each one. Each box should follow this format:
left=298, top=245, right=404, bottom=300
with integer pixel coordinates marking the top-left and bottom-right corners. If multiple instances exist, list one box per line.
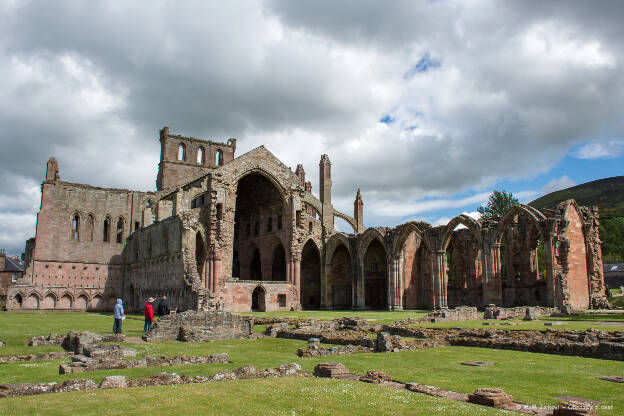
left=221, top=281, right=297, bottom=312
left=565, top=207, right=590, bottom=310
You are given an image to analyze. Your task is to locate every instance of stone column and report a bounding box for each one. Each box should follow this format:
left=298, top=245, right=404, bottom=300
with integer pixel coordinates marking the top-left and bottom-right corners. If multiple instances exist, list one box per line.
left=432, top=250, right=447, bottom=309
left=387, top=256, right=402, bottom=310
left=483, top=243, right=502, bottom=306
left=544, top=236, right=557, bottom=307
left=286, top=256, right=292, bottom=284
left=293, top=255, right=301, bottom=302
left=354, top=258, right=366, bottom=310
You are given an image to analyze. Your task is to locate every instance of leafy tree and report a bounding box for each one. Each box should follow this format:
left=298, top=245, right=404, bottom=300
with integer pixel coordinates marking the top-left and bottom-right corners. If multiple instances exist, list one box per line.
left=477, top=190, right=519, bottom=221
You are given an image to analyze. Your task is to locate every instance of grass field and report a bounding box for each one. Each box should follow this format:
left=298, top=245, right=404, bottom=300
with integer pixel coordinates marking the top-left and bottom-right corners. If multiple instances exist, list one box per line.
left=1, top=311, right=623, bottom=415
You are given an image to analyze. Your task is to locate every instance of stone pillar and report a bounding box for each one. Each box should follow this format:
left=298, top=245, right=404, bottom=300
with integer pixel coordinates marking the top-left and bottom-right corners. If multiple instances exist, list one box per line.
left=544, top=236, right=557, bottom=307
left=483, top=243, right=502, bottom=306
left=354, top=258, right=365, bottom=310
left=388, top=255, right=402, bottom=310
left=433, top=250, right=448, bottom=309
left=213, top=256, right=221, bottom=293
left=286, top=256, right=292, bottom=284
left=293, top=255, right=301, bottom=302
left=321, top=261, right=330, bottom=309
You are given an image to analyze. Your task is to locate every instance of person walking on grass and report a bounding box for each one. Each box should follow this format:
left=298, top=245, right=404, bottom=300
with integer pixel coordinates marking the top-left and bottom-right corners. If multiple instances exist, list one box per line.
left=144, top=297, right=155, bottom=333
left=113, top=298, right=125, bottom=334
left=156, top=296, right=170, bottom=319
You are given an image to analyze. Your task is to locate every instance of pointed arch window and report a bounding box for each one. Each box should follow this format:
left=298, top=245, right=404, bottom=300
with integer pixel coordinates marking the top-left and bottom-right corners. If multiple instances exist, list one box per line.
left=71, top=213, right=80, bottom=241
left=103, top=217, right=111, bottom=242
left=197, top=147, right=205, bottom=164
left=178, top=143, right=186, bottom=161
left=116, top=218, right=124, bottom=243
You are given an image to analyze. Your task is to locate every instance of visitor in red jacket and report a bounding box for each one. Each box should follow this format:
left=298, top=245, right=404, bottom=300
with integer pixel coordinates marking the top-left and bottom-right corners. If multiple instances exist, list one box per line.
left=144, top=297, right=155, bottom=333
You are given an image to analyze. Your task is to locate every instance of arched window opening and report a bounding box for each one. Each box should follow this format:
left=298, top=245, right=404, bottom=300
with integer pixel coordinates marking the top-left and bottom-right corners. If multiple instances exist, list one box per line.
left=178, top=143, right=186, bottom=161
left=103, top=217, right=111, bottom=242
left=197, top=147, right=205, bottom=164
left=300, top=240, right=321, bottom=309
left=116, top=218, right=124, bottom=243
left=254, top=221, right=259, bottom=236
left=363, top=239, right=387, bottom=309
left=216, top=149, right=223, bottom=166
left=266, top=216, right=273, bottom=232
left=71, top=213, right=80, bottom=241
left=87, top=214, right=94, bottom=242
left=277, top=214, right=282, bottom=230
left=328, top=244, right=352, bottom=309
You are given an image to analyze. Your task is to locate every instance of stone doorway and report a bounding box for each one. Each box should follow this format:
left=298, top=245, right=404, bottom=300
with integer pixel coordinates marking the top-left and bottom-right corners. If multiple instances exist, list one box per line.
left=251, top=286, right=266, bottom=312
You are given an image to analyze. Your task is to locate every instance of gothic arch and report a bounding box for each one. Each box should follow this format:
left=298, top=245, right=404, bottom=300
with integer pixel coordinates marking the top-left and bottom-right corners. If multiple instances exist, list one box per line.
left=440, top=215, right=482, bottom=251
left=233, top=168, right=290, bottom=208
left=494, top=204, right=548, bottom=244
left=392, top=222, right=428, bottom=255
left=358, top=227, right=387, bottom=260
left=325, top=233, right=351, bottom=265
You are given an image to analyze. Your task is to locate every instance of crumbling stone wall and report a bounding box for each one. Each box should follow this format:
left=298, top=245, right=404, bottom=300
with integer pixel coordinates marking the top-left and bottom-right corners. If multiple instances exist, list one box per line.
left=11, top=125, right=603, bottom=313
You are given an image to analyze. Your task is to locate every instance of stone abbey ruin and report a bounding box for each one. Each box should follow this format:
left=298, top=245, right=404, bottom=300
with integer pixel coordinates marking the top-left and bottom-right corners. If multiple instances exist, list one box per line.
left=7, top=127, right=608, bottom=313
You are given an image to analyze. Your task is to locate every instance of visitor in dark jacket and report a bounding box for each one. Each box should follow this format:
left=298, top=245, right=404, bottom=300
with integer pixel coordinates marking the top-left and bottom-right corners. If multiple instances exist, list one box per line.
left=113, top=299, right=125, bottom=334
left=156, top=296, right=170, bottom=318
left=144, top=297, right=155, bottom=333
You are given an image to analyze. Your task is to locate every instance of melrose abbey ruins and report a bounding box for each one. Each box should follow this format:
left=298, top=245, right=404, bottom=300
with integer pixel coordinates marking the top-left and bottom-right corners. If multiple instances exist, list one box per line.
left=7, top=127, right=609, bottom=313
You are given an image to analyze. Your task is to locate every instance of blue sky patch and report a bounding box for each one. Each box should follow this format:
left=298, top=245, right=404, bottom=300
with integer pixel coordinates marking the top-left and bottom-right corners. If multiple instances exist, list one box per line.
left=404, top=53, right=441, bottom=79
left=379, top=114, right=395, bottom=124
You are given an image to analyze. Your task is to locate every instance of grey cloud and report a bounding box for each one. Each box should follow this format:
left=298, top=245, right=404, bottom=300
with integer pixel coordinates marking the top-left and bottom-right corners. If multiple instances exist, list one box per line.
left=1, top=0, right=624, bottom=253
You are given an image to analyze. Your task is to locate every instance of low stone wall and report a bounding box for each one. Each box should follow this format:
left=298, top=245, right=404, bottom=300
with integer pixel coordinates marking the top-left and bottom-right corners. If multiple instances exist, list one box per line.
left=383, top=325, right=624, bottom=361
left=0, top=363, right=308, bottom=399
left=484, top=306, right=558, bottom=320
left=420, top=306, right=481, bottom=323
left=144, top=311, right=253, bottom=342
left=276, top=328, right=370, bottom=346
left=60, top=353, right=229, bottom=374
left=297, top=344, right=372, bottom=358
left=0, top=351, right=71, bottom=364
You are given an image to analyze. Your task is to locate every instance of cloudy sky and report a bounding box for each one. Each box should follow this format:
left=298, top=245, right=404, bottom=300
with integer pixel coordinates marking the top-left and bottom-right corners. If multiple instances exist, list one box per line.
left=1, top=0, right=623, bottom=255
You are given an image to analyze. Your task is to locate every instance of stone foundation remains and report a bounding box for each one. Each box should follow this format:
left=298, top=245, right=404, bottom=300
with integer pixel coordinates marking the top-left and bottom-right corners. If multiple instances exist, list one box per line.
left=143, top=311, right=253, bottom=342
left=484, top=306, right=557, bottom=320
left=0, top=363, right=308, bottom=399
left=60, top=353, right=229, bottom=374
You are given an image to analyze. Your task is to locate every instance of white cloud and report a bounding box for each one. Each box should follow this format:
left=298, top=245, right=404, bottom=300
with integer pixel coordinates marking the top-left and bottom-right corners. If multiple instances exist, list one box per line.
left=572, top=141, right=624, bottom=160
left=2, top=1, right=624, bottom=253
left=541, top=175, right=577, bottom=194
left=371, top=193, right=491, bottom=218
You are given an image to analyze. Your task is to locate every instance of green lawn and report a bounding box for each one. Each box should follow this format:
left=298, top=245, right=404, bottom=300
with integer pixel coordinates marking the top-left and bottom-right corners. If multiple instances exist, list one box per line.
left=240, top=309, right=430, bottom=325
left=0, top=377, right=507, bottom=416
left=1, top=311, right=623, bottom=415
left=0, top=312, right=145, bottom=357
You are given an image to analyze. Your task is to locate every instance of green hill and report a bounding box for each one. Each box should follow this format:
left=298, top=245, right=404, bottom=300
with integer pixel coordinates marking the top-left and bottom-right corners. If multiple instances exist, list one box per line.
left=529, top=176, right=624, bottom=219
